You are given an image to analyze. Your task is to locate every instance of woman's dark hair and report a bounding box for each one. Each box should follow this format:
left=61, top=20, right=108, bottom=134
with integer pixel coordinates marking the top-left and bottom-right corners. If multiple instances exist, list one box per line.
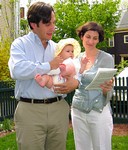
left=27, top=2, right=54, bottom=29
left=77, top=21, right=104, bottom=42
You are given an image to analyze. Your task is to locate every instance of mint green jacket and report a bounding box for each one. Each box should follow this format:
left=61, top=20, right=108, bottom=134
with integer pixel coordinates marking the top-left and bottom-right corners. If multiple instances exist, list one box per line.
left=72, top=50, right=114, bottom=113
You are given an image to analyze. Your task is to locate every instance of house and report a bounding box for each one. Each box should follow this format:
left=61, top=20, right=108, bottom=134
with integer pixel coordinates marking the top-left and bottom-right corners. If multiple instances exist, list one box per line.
left=0, top=0, right=20, bottom=41
left=107, top=10, right=128, bottom=65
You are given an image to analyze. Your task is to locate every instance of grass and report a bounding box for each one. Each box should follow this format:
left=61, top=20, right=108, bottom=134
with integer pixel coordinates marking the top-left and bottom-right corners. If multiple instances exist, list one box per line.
left=112, top=136, right=128, bottom=150
left=0, top=128, right=128, bottom=150
left=0, top=132, right=17, bottom=150
left=67, top=129, right=128, bottom=150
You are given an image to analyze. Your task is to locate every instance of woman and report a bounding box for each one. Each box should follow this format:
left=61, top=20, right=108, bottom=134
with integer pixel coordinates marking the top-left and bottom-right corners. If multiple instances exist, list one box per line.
left=71, top=21, right=114, bottom=150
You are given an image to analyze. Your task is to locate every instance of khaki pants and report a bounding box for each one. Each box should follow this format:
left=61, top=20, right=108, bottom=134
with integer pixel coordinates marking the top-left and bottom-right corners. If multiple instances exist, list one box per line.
left=14, top=99, right=69, bottom=150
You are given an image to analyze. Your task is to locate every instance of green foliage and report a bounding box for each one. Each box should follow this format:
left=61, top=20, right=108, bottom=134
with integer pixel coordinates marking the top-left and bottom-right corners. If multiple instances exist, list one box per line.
left=53, top=0, right=121, bottom=50
left=0, top=118, right=14, bottom=131
left=20, top=18, right=28, bottom=30
left=0, top=38, right=12, bottom=81
left=116, top=60, right=128, bottom=74
left=20, top=18, right=29, bottom=36
left=53, top=0, right=90, bottom=42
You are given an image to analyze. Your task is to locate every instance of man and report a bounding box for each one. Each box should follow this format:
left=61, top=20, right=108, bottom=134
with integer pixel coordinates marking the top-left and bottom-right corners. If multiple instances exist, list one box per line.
left=8, top=1, right=79, bottom=150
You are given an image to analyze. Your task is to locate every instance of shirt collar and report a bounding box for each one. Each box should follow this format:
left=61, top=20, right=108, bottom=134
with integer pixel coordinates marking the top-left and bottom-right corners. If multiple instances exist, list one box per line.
left=29, top=31, right=50, bottom=45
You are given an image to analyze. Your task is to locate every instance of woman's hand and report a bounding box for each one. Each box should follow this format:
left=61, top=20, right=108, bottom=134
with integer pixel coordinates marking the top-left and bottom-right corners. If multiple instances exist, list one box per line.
left=53, top=78, right=79, bottom=94
left=79, top=57, right=89, bottom=74
left=100, top=77, right=114, bottom=96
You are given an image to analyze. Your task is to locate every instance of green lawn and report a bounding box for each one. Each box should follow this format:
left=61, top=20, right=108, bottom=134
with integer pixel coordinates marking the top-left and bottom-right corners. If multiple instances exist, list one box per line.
left=0, top=129, right=128, bottom=150
left=0, top=132, right=17, bottom=150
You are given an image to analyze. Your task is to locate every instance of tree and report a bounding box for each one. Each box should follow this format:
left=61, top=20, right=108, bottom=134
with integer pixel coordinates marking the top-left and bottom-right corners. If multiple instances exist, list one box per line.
left=0, top=38, right=12, bottom=81
left=116, top=60, right=128, bottom=74
left=53, top=0, right=121, bottom=50
left=120, top=0, right=128, bottom=10
left=20, top=18, right=29, bottom=36
left=0, top=0, right=16, bottom=40
left=0, top=0, right=18, bottom=81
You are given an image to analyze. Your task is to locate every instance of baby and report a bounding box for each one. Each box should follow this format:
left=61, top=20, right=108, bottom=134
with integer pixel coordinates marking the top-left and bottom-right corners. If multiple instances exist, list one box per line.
left=35, top=38, right=88, bottom=89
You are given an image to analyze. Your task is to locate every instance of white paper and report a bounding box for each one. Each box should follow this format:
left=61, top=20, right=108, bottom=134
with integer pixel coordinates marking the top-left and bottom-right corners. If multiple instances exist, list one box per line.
left=85, top=68, right=117, bottom=90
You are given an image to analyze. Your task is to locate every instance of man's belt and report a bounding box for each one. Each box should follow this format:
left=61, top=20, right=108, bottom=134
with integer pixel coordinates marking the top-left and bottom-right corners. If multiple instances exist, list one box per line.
left=20, top=96, right=62, bottom=104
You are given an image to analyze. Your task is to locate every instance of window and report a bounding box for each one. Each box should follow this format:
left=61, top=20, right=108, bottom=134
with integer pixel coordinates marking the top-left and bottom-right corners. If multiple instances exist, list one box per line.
left=20, top=7, right=25, bottom=18
left=108, top=37, right=114, bottom=47
left=124, top=35, right=128, bottom=43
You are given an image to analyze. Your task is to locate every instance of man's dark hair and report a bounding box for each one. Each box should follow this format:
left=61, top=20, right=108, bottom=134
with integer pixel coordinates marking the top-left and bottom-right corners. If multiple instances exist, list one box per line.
left=27, top=2, right=54, bottom=29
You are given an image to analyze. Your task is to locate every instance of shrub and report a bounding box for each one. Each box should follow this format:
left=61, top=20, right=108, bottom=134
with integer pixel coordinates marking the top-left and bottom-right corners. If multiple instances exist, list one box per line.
left=116, top=60, right=128, bottom=75
left=0, top=118, right=14, bottom=131
left=0, top=38, right=12, bottom=80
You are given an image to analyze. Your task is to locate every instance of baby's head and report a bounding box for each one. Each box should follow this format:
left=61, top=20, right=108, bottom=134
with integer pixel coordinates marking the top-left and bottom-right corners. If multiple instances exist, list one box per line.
left=55, top=38, right=81, bottom=60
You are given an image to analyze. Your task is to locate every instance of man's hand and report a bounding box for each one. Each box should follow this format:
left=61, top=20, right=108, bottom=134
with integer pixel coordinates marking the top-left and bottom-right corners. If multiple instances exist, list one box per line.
left=50, top=56, right=63, bottom=70
left=53, top=78, right=79, bottom=94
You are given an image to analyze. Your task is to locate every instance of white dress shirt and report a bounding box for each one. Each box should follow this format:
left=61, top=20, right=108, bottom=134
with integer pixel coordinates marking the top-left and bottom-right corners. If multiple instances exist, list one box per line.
left=8, top=31, right=62, bottom=100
